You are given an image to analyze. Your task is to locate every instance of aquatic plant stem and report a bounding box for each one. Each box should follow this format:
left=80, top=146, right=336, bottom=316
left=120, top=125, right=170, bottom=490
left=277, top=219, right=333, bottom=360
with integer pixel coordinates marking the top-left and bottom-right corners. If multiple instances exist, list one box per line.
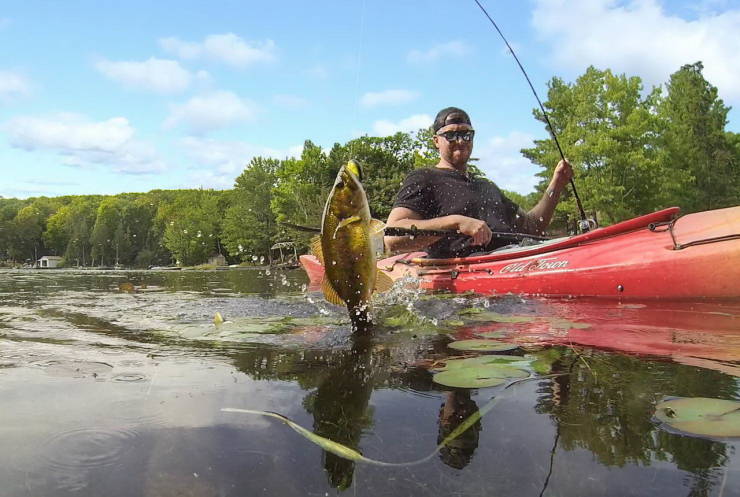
left=223, top=374, right=567, bottom=467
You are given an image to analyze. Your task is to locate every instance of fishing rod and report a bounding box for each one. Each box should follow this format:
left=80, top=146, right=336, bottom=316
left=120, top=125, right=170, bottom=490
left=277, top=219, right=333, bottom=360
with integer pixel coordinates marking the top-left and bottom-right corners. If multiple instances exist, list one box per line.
left=280, top=222, right=551, bottom=242
left=383, top=226, right=552, bottom=242
left=472, top=0, right=592, bottom=232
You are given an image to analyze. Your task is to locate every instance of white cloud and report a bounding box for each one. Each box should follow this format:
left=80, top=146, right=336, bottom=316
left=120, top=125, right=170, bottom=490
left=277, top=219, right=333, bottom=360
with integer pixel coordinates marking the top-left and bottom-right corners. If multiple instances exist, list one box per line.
left=305, top=64, right=329, bottom=80
left=159, top=33, right=276, bottom=68
left=371, top=114, right=433, bottom=136
left=273, top=94, right=310, bottom=110
left=181, top=137, right=302, bottom=188
left=475, top=131, right=542, bottom=194
left=407, top=41, right=471, bottom=64
left=532, top=0, right=740, bottom=102
left=359, top=89, right=419, bottom=108
left=5, top=113, right=166, bottom=174
left=164, top=91, right=258, bottom=135
left=0, top=71, right=31, bottom=101
left=95, top=57, right=195, bottom=94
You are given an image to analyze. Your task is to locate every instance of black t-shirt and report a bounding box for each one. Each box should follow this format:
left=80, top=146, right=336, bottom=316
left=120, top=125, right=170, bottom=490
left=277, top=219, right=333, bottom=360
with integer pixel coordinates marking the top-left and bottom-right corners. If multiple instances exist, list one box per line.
left=392, top=167, right=525, bottom=258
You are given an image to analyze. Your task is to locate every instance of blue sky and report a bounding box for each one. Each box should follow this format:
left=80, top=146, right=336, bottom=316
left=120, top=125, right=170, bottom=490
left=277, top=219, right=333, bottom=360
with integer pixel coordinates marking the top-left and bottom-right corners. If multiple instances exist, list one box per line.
left=1, top=0, right=739, bottom=199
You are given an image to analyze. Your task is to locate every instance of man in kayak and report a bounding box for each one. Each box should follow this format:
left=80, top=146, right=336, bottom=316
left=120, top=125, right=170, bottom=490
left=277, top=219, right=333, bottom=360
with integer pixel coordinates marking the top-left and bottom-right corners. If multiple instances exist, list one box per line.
left=384, top=106, right=573, bottom=258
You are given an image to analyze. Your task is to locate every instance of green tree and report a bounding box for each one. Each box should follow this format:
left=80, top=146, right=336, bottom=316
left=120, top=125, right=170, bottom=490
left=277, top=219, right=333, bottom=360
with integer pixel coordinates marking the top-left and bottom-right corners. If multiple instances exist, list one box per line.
left=44, top=197, right=99, bottom=266
left=522, top=66, right=664, bottom=228
left=9, top=197, right=62, bottom=262
left=0, top=198, right=28, bottom=261
left=90, top=197, right=124, bottom=266
left=271, top=141, right=335, bottom=250
left=658, top=62, right=739, bottom=212
left=161, top=190, right=221, bottom=266
left=222, top=157, right=279, bottom=262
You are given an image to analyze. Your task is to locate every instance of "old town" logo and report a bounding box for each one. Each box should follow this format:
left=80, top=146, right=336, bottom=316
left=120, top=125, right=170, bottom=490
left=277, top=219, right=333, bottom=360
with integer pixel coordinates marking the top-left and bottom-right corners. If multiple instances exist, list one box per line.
left=499, top=257, right=569, bottom=273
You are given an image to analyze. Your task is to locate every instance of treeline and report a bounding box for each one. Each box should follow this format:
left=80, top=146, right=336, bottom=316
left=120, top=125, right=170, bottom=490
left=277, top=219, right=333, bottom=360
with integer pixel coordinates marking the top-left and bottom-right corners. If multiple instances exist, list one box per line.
left=1, top=62, right=738, bottom=267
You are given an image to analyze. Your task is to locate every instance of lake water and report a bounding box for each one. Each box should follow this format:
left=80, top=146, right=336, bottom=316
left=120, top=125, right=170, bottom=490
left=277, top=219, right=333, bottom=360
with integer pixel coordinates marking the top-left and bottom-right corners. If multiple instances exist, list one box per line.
left=0, top=268, right=738, bottom=497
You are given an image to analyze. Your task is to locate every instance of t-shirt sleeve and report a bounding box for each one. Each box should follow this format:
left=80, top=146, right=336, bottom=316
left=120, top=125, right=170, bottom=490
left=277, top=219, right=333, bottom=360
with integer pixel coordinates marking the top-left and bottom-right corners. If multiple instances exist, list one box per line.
left=502, top=193, right=538, bottom=234
left=392, top=170, right=436, bottom=218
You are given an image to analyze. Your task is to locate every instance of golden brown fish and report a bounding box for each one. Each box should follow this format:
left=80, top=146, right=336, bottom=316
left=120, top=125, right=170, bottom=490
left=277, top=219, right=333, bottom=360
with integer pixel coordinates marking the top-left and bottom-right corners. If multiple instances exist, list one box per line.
left=311, top=160, right=392, bottom=331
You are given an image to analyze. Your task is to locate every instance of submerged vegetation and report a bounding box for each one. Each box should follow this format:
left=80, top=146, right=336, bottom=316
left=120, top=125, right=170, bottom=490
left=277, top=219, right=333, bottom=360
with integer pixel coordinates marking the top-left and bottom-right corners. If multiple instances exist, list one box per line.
left=1, top=63, right=738, bottom=267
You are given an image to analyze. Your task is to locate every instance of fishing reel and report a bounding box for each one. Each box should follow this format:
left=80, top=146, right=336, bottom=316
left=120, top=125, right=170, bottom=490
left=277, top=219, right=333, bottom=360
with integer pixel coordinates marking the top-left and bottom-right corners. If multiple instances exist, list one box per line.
left=578, top=218, right=598, bottom=233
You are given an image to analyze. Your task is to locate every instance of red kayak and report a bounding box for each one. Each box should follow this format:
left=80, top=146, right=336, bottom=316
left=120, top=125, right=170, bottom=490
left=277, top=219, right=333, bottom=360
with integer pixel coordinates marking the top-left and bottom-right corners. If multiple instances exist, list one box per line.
left=300, top=206, right=740, bottom=300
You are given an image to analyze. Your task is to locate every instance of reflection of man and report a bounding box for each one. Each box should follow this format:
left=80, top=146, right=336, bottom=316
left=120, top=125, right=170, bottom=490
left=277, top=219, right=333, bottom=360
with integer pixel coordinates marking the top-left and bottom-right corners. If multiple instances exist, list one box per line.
left=438, top=390, right=481, bottom=469
left=385, top=107, right=573, bottom=258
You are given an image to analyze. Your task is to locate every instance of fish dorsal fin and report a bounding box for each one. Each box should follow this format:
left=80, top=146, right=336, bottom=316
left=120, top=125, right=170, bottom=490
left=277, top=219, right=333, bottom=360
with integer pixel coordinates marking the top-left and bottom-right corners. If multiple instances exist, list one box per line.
left=322, top=277, right=345, bottom=306
left=374, top=270, right=394, bottom=293
left=369, top=218, right=385, bottom=235
left=310, top=235, right=324, bottom=264
left=369, top=219, right=386, bottom=257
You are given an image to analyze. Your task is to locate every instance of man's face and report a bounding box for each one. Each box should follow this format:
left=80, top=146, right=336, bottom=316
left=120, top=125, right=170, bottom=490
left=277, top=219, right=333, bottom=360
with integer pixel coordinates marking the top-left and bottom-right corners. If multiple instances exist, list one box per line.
left=433, top=123, right=474, bottom=167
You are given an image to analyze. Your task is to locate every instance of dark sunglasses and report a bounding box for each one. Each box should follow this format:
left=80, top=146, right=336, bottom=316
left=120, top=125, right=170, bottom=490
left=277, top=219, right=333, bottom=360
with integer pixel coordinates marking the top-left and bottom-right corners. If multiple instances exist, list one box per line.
left=437, top=130, right=475, bottom=142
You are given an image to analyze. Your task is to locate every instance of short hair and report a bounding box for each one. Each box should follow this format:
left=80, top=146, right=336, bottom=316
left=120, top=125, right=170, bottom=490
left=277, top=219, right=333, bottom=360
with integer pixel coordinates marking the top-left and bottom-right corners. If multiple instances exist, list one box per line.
left=433, top=107, right=472, bottom=132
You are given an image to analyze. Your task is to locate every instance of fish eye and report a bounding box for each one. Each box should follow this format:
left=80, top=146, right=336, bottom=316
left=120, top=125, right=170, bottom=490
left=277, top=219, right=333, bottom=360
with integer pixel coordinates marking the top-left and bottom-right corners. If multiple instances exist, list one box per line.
left=336, top=181, right=345, bottom=189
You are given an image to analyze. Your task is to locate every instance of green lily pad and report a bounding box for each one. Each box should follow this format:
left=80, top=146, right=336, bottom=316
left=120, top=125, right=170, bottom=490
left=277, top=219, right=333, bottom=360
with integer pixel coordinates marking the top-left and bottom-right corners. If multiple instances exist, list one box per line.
left=433, top=364, right=528, bottom=388
left=443, top=319, right=466, bottom=327
left=447, top=339, right=519, bottom=352
left=548, top=318, right=591, bottom=330
left=458, top=307, right=484, bottom=315
left=654, top=397, right=740, bottom=438
left=477, top=330, right=508, bottom=338
left=461, top=311, right=536, bottom=323
left=432, top=354, right=532, bottom=372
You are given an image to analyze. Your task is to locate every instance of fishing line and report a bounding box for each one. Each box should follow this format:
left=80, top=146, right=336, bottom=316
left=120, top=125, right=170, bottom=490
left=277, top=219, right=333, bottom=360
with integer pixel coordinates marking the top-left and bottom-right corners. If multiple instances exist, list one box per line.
left=471, top=0, right=590, bottom=229
left=350, top=0, right=368, bottom=160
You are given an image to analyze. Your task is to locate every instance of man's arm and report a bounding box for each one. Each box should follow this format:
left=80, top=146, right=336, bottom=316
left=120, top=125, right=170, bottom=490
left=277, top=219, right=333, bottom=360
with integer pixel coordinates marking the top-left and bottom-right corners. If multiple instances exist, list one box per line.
left=520, top=159, right=573, bottom=234
left=384, top=207, right=492, bottom=253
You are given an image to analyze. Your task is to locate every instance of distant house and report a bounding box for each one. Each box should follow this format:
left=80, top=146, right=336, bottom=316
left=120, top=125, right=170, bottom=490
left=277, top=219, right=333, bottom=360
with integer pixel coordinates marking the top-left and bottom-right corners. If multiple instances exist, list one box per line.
left=208, top=253, right=227, bottom=266
left=37, top=256, right=63, bottom=268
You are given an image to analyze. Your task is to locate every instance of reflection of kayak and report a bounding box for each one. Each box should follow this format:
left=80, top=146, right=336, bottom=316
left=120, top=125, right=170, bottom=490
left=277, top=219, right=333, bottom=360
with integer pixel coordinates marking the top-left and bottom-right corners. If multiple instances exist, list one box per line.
left=451, top=298, right=740, bottom=377
left=300, top=206, right=740, bottom=300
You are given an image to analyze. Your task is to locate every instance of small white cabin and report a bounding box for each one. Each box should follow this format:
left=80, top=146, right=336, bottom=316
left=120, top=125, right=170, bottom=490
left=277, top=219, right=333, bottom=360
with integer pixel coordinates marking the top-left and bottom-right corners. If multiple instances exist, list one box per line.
left=37, top=256, right=63, bottom=268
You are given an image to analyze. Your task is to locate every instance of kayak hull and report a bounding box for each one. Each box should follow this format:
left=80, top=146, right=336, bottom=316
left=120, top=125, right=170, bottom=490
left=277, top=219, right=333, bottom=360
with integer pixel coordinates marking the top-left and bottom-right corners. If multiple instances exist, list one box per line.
left=300, top=206, right=740, bottom=300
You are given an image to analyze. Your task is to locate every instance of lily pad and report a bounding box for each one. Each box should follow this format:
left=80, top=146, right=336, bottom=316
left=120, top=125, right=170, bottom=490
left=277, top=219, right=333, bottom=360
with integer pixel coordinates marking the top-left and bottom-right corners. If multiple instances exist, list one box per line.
left=654, top=397, right=740, bottom=438
left=432, top=354, right=532, bottom=372
left=433, top=364, right=528, bottom=388
left=443, top=319, right=466, bottom=327
left=548, top=318, right=591, bottom=330
left=461, top=311, right=536, bottom=323
left=477, top=330, right=508, bottom=338
left=458, top=307, right=484, bottom=315
left=447, top=339, right=519, bottom=352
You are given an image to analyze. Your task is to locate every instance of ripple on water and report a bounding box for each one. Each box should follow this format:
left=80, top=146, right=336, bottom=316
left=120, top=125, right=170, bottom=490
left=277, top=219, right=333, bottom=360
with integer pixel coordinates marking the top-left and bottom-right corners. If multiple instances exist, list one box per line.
left=42, top=427, right=140, bottom=468
left=30, top=359, right=114, bottom=379
left=111, top=372, right=148, bottom=382
left=39, top=427, right=141, bottom=491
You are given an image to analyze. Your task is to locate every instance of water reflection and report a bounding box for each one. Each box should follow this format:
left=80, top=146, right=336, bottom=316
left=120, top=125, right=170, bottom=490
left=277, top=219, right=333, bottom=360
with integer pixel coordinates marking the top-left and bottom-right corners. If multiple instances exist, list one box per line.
left=305, top=336, right=376, bottom=489
left=1, top=269, right=739, bottom=496
left=437, top=390, right=480, bottom=469
left=536, top=351, right=735, bottom=496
